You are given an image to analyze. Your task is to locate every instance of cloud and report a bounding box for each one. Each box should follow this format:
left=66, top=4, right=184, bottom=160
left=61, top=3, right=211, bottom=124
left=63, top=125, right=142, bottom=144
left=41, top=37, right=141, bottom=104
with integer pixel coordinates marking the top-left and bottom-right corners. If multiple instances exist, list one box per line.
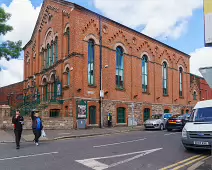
left=93, top=0, right=202, bottom=39
left=190, top=47, right=212, bottom=76
left=0, top=0, right=41, bottom=87
left=0, top=58, right=24, bottom=87
left=1, top=0, right=41, bottom=46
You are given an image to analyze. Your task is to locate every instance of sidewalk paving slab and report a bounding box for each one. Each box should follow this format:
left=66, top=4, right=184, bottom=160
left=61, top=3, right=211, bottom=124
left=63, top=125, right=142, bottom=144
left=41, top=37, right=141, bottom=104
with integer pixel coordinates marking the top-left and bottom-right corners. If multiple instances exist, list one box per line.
left=0, top=130, right=15, bottom=143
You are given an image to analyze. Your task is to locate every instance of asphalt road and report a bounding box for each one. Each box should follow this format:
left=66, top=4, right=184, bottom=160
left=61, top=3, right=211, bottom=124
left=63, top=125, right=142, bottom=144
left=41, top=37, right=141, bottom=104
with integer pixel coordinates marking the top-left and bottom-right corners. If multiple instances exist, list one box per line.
left=0, top=130, right=210, bottom=170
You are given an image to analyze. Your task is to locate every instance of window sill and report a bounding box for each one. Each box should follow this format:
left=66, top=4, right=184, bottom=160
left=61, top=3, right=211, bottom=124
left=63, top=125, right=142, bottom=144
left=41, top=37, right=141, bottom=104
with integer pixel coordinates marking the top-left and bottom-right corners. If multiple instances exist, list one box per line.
left=116, top=87, right=125, bottom=91
left=142, top=92, right=150, bottom=95
left=179, top=96, right=184, bottom=99
left=163, top=94, right=169, bottom=97
left=88, top=85, right=97, bottom=88
left=63, top=85, right=69, bottom=90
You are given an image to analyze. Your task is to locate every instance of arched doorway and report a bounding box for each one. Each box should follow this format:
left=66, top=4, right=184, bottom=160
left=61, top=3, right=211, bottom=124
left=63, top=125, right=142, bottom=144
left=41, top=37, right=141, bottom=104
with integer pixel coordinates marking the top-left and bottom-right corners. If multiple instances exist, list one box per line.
left=164, top=109, right=169, bottom=113
left=143, top=108, right=150, bottom=122
left=89, top=106, right=96, bottom=124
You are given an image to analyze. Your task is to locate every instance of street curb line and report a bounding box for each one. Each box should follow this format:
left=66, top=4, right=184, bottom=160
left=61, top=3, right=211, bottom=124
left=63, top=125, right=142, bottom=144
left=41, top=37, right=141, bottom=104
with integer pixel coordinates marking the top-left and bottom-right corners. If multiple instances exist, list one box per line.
left=0, top=128, right=143, bottom=143
left=187, top=156, right=212, bottom=170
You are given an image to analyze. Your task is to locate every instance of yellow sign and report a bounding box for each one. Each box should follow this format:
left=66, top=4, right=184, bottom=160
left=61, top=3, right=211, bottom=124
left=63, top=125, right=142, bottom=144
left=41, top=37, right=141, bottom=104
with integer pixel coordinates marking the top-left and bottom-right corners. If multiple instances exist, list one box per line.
left=204, top=0, right=212, bottom=14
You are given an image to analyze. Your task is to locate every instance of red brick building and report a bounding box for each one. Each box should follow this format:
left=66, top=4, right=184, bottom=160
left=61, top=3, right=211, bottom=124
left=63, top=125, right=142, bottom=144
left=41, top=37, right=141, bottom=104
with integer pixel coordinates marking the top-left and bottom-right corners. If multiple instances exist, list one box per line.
left=0, top=82, right=24, bottom=114
left=22, top=0, right=201, bottom=128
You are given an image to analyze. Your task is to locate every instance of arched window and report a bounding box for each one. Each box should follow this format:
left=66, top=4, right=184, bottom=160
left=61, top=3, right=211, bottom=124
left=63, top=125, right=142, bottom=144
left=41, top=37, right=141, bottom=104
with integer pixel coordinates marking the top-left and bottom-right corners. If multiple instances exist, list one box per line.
left=55, top=37, right=58, bottom=62
left=66, top=67, right=70, bottom=86
left=142, top=55, right=148, bottom=92
left=162, top=62, right=168, bottom=95
left=51, top=41, right=54, bottom=65
left=88, top=39, right=95, bottom=85
left=47, top=44, right=51, bottom=67
left=66, top=27, right=70, bottom=55
left=193, top=91, right=197, bottom=100
left=116, top=46, right=124, bottom=88
left=179, top=67, right=183, bottom=97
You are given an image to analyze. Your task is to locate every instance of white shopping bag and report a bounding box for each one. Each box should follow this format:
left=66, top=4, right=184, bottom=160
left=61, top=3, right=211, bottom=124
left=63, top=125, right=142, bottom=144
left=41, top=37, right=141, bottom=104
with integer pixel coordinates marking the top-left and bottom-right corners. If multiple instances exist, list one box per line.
left=41, top=130, right=46, bottom=137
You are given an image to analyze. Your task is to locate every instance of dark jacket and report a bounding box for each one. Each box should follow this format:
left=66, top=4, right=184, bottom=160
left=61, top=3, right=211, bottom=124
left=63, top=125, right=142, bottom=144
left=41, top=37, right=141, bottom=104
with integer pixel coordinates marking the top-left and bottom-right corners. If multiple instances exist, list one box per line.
left=12, top=116, right=24, bottom=130
left=31, top=112, right=43, bottom=130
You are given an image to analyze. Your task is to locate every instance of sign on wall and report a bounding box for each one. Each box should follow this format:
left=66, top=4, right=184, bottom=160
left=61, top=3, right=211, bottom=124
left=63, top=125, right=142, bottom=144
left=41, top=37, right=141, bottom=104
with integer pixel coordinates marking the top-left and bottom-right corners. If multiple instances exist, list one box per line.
left=76, top=100, right=87, bottom=119
left=204, top=0, right=212, bottom=46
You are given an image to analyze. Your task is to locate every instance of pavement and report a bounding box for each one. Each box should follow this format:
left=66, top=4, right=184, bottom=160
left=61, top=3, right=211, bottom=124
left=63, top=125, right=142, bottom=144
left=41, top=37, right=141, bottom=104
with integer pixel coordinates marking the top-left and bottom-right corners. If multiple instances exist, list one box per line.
left=0, top=129, right=211, bottom=170
left=0, top=126, right=144, bottom=143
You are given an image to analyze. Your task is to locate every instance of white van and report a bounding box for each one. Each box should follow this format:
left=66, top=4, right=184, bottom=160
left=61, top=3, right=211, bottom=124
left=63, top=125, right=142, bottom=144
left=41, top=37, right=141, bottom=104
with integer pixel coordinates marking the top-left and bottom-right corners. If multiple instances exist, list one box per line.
left=182, top=100, right=212, bottom=150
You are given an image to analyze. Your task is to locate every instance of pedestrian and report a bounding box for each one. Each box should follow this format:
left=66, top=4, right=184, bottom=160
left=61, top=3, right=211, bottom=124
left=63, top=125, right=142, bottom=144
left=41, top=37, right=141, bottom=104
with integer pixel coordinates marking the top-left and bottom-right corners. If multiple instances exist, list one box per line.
left=31, top=110, right=43, bottom=146
left=12, top=109, right=24, bottom=149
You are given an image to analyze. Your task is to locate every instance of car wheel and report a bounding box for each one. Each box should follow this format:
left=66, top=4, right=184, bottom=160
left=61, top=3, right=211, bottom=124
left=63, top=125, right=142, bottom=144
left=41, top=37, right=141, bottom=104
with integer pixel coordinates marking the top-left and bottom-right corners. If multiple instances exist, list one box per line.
left=160, top=124, right=164, bottom=130
left=167, top=128, right=172, bottom=132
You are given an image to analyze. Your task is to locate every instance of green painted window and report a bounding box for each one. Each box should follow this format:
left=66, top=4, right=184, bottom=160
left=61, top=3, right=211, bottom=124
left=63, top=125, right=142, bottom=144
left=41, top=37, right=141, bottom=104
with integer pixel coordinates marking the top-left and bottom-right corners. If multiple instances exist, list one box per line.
left=117, top=107, right=126, bottom=123
left=116, top=46, right=124, bottom=88
left=88, top=39, right=95, bottom=85
left=162, top=62, right=168, bottom=95
left=67, top=69, right=70, bottom=86
left=181, top=109, right=184, bottom=115
left=66, top=27, right=70, bottom=55
left=142, top=55, right=148, bottom=92
left=164, top=109, right=169, bottom=113
left=193, top=91, right=197, bottom=100
left=46, top=44, right=50, bottom=67
left=51, top=42, right=54, bottom=64
left=50, top=109, right=60, bottom=117
left=55, top=37, right=58, bottom=62
left=179, top=67, right=183, bottom=97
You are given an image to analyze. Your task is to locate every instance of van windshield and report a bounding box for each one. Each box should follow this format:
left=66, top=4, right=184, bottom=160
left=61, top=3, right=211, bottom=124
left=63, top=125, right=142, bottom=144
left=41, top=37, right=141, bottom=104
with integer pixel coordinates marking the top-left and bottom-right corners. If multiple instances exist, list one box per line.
left=190, top=107, right=212, bottom=122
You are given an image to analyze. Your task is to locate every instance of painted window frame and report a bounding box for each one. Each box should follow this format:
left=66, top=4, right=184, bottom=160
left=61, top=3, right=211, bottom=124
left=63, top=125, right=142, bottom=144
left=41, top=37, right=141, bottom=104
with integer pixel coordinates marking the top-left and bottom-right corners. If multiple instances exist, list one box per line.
left=51, top=41, right=54, bottom=65
left=179, top=67, right=183, bottom=97
left=162, top=62, right=168, bottom=96
left=193, top=91, right=197, bottom=100
left=116, top=46, right=124, bottom=89
left=88, top=39, right=95, bottom=86
left=66, top=27, right=70, bottom=55
left=142, top=55, right=148, bottom=93
left=55, top=37, right=58, bottom=62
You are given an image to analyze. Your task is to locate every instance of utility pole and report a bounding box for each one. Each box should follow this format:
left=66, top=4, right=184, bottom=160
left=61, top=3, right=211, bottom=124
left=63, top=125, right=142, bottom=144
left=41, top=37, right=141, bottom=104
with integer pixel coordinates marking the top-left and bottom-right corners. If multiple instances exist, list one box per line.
left=131, top=103, right=134, bottom=127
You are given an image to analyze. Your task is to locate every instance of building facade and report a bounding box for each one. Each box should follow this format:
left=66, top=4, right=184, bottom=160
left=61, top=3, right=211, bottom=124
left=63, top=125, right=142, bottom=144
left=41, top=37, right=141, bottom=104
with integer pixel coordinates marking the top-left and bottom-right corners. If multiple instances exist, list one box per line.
left=23, top=0, right=201, bottom=128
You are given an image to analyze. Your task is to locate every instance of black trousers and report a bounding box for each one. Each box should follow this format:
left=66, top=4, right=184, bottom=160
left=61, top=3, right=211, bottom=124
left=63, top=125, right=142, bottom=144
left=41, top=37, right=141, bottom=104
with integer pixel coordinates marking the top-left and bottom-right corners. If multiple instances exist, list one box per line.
left=33, top=129, right=41, bottom=143
left=14, top=129, right=22, bottom=147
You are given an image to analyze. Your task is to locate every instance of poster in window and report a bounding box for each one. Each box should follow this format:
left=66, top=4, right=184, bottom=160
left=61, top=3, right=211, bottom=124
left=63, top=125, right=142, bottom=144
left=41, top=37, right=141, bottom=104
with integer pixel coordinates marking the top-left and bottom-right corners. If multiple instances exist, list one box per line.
left=78, top=105, right=86, bottom=118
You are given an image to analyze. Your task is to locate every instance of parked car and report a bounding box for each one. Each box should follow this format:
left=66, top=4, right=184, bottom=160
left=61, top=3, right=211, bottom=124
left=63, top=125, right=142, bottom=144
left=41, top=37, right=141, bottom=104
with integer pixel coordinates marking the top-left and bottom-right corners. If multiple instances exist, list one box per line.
left=166, top=114, right=189, bottom=131
left=182, top=100, right=212, bottom=150
left=144, top=113, right=172, bottom=130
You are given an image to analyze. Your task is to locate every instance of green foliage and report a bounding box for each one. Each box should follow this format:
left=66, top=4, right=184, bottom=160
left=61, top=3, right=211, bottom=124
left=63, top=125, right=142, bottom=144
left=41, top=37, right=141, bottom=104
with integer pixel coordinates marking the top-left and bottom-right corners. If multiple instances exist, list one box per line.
left=0, top=7, right=22, bottom=61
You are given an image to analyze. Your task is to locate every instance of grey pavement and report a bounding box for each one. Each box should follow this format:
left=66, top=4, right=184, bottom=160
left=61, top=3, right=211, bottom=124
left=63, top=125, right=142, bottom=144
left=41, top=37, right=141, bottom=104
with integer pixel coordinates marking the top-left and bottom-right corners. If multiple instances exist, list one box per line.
left=0, top=129, right=210, bottom=170
left=1, top=126, right=144, bottom=142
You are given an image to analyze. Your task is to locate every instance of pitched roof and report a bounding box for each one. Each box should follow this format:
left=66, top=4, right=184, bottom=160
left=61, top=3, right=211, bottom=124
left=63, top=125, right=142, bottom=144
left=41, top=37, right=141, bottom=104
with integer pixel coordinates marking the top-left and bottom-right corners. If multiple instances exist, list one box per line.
left=23, top=0, right=190, bottom=58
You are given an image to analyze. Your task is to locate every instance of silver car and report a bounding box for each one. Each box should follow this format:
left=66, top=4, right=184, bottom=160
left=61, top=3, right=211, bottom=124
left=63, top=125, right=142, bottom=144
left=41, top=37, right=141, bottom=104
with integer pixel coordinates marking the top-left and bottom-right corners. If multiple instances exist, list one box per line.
left=144, top=113, right=172, bottom=130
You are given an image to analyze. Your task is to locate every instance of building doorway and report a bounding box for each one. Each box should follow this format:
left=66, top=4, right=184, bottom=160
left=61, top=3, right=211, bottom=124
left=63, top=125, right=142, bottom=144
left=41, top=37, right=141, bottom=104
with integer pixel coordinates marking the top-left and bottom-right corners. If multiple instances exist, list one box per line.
left=164, top=109, right=170, bottom=113
left=89, top=106, right=96, bottom=124
left=143, top=108, right=150, bottom=122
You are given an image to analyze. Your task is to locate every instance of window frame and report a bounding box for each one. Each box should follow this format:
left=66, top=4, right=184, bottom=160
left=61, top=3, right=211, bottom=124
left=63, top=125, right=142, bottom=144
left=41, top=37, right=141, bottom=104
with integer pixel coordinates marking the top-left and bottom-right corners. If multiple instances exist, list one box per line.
left=116, top=46, right=124, bottom=89
left=142, top=55, right=148, bottom=93
left=88, top=39, right=95, bottom=86
left=179, top=67, right=183, bottom=97
left=193, top=91, right=197, bottom=100
left=162, top=62, right=168, bottom=96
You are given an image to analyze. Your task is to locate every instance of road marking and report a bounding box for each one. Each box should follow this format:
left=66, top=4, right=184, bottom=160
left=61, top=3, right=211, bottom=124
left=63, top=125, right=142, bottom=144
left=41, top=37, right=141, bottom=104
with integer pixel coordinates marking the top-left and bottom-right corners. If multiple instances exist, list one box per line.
left=0, top=152, right=58, bottom=161
left=164, top=133, right=178, bottom=136
left=93, top=138, right=146, bottom=148
left=187, top=156, right=211, bottom=170
left=159, top=155, right=208, bottom=170
left=76, top=147, right=162, bottom=170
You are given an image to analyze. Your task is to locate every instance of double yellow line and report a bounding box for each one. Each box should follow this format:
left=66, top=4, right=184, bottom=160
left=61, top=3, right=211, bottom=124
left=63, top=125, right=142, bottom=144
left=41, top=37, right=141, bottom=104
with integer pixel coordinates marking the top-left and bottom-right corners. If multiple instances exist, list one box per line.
left=160, top=154, right=210, bottom=170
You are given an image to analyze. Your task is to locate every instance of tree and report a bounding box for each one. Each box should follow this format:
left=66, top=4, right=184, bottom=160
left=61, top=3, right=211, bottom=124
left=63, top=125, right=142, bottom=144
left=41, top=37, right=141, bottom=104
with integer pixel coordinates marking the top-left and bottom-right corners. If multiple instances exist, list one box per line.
left=0, top=7, right=22, bottom=61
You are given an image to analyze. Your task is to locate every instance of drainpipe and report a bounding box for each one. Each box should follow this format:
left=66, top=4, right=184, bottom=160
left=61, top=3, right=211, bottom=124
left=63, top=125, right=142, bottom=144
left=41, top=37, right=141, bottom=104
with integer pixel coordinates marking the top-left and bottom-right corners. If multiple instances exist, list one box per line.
left=99, top=16, right=103, bottom=128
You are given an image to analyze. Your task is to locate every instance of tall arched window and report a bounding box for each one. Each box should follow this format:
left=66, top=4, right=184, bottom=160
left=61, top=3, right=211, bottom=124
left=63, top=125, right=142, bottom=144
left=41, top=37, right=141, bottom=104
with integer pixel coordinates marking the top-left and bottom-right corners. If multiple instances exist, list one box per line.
left=116, top=46, right=124, bottom=88
left=162, top=62, right=168, bottom=95
left=179, top=67, right=183, bottom=97
left=51, top=41, right=54, bottom=65
left=142, top=55, right=148, bottom=92
left=66, top=67, right=70, bottom=86
left=88, top=39, right=95, bottom=85
left=193, top=91, right=197, bottom=100
left=47, top=44, right=51, bottom=67
left=55, top=37, right=58, bottom=62
left=66, top=27, right=70, bottom=55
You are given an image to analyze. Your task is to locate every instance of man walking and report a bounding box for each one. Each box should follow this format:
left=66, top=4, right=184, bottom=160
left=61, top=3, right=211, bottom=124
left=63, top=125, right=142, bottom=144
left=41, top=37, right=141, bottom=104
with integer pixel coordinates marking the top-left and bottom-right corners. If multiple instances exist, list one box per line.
left=12, top=110, right=24, bottom=149
left=31, top=110, right=43, bottom=146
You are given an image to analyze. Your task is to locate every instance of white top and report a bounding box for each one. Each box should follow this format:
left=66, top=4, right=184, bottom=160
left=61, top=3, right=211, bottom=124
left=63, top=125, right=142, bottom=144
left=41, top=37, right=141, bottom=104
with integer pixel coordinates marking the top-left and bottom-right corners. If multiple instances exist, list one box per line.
left=194, top=99, right=212, bottom=109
